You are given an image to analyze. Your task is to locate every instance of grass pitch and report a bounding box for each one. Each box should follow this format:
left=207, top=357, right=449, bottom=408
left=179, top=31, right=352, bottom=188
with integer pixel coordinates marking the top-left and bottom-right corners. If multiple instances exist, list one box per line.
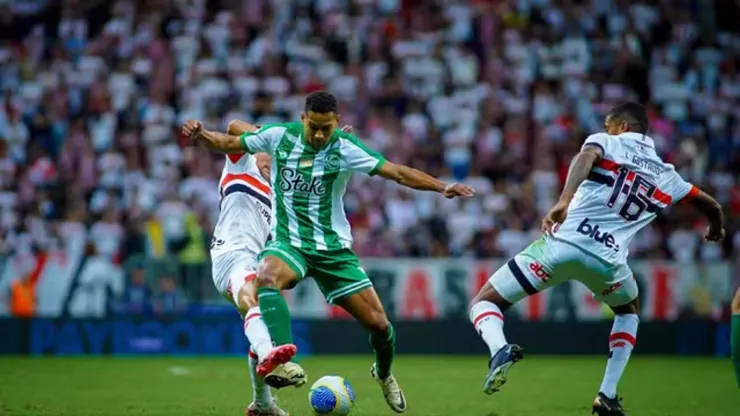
left=0, top=356, right=737, bottom=415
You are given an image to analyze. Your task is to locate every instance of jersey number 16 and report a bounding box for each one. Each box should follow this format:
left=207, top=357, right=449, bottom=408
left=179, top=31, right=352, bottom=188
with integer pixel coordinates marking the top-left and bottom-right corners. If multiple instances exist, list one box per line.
left=606, top=167, right=656, bottom=222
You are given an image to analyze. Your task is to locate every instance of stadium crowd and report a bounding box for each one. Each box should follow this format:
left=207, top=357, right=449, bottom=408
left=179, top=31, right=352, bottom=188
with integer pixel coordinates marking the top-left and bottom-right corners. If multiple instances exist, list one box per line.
left=1, top=0, right=740, bottom=298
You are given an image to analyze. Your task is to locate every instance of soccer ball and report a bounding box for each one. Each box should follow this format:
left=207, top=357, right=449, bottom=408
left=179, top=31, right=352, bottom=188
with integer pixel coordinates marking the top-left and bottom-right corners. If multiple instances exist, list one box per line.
left=308, top=375, right=356, bottom=415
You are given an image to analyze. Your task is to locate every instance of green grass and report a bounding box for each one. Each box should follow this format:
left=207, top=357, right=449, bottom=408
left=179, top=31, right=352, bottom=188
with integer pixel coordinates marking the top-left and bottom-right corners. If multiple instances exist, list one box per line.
left=0, top=356, right=737, bottom=415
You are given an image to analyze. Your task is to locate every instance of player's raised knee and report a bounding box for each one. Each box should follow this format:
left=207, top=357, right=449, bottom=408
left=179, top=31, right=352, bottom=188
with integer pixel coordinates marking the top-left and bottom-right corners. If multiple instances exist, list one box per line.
left=470, top=282, right=511, bottom=311
left=612, top=297, right=640, bottom=316
left=256, top=261, right=279, bottom=288
left=237, top=282, right=258, bottom=310
left=256, top=271, right=278, bottom=288
left=366, top=314, right=391, bottom=334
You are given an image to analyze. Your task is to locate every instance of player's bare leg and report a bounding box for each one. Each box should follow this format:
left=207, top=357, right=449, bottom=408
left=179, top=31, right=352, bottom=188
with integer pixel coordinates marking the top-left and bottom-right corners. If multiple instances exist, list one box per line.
left=234, top=280, right=292, bottom=415
left=730, top=287, right=740, bottom=388
left=469, top=282, right=524, bottom=395
left=337, top=288, right=407, bottom=413
left=256, top=256, right=306, bottom=388
left=592, top=297, right=639, bottom=416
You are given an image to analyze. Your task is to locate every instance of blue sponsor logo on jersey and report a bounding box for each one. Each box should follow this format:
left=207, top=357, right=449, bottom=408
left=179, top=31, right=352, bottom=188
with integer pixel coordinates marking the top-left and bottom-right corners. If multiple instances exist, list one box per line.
left=576, top=218, right=620, bottom=252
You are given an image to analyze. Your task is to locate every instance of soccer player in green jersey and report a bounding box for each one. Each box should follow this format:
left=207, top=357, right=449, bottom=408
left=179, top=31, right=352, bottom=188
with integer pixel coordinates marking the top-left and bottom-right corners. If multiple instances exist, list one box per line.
left=182, top=91, right=474, bottom=413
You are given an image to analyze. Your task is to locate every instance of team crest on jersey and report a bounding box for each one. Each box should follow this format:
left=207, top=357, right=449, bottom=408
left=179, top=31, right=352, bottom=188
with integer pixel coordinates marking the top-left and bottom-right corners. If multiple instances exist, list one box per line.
left=325, top=153, right=340, bottom=170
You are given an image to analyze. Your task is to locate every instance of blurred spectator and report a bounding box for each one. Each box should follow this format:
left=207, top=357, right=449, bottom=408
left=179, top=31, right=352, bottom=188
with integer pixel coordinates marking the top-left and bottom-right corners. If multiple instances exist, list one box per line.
left=153, top=275, right=188, bottom=316
left=118, top=265, right=152, bottom=316
left=68, top=245, right=124, bottom=318
left=176, top=210, right=209, bottom=299
left=89, top=208, right=124, bottom=261
left=7, top=272, right=36, bottom=317
left=668, top=220, right=700, bottom=263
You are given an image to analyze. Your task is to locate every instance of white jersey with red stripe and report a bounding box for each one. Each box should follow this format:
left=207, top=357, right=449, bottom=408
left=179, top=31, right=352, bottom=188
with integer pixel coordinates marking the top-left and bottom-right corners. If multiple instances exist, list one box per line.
left=210, top=153, right=272, bottom=260
left=552, top=132, right=698, bottom=266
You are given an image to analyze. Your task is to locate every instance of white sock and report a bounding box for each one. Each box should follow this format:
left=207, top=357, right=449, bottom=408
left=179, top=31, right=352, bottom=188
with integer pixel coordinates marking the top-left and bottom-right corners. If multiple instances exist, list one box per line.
left=244, top=307, right=273, bottom=360
left=249, top=347, right=273, bottom=408
left=470, top=301, right=507, bottom=356
left=599, top=313, right=639, bottom=398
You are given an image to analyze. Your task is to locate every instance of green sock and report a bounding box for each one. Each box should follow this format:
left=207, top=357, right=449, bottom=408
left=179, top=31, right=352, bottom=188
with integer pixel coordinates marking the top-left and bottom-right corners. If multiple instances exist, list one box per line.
left=257, top=287, right=293, bottom=347
left=370, top=323, right=396, bottom=379
left=732, top=315, right=740, bottom=388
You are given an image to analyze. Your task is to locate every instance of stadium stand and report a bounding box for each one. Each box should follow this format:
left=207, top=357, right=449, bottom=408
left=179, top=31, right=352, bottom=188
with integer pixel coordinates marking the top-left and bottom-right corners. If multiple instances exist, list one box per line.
left=0, top=0, right=739, bottom=308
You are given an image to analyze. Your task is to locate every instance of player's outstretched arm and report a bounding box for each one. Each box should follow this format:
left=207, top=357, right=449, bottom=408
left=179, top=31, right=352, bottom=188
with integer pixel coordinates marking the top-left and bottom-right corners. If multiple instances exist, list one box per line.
left=182, top=120, right=245, bottom=154
left=223, top=120, right=274, bottom=180
left=226, top=120, right=258, bottom=136
left=687, top=189, right=725, bottom=242
left=375, top=162, right=474, bottom=198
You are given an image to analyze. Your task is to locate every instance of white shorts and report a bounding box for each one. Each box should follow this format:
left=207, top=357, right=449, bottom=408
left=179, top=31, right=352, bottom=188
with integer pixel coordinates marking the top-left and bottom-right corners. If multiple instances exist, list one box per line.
left=489, top=235, right=638, bottom=307
left=211, top=250, right=259, bottom=310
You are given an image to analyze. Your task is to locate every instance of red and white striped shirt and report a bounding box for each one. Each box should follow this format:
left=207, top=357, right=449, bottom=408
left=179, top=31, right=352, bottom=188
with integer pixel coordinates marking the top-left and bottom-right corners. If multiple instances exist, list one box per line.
left=210, top=152, right=272, bottom=259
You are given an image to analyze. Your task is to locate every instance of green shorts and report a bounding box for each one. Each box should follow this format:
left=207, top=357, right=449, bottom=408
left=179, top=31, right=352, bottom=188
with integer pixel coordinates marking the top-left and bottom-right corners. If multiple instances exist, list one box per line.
left=259, top=240, right=373, bottom=304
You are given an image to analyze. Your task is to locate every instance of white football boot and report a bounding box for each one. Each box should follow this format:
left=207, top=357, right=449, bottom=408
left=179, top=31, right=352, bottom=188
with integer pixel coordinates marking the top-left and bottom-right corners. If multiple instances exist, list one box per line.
left=370, top=363, right=407, bottom=413
left=264, top=362, right=307, bottom=389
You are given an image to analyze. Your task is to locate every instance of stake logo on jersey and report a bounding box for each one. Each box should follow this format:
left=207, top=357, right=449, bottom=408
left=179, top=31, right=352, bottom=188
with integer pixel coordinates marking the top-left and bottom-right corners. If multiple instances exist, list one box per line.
left=239, top=122, right=386, bottom=252
left=279, top=168, right=327, bottom=196
left=552, top=132, right=698, bottom=265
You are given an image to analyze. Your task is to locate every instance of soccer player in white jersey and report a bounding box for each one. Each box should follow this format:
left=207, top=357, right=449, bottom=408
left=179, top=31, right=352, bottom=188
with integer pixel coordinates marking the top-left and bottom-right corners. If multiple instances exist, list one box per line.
left=182, top=90, right=474, bottom=414
left=467, top=102, right=725, bottom=416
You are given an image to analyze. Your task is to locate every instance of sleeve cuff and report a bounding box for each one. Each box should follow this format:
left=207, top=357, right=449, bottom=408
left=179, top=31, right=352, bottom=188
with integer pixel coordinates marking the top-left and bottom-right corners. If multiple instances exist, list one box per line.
left=678, top=185, right=700, bottom=204
left=582, top=142, right=605, bottom=155
left=239, top=133, right=250, bottom=153
left=368, top=158, right=386, bottom=176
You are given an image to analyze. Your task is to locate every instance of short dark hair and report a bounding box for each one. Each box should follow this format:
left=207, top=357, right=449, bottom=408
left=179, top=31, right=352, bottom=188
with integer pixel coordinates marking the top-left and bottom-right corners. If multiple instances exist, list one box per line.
left=607, top=102, right=649, bottom=134
left=304, top=91, right=337, bottom=113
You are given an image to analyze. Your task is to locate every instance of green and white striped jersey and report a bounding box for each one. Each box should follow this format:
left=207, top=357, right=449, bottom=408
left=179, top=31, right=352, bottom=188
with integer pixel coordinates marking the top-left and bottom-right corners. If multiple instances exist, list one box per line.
left=239, top=122, right=386, bottom=252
